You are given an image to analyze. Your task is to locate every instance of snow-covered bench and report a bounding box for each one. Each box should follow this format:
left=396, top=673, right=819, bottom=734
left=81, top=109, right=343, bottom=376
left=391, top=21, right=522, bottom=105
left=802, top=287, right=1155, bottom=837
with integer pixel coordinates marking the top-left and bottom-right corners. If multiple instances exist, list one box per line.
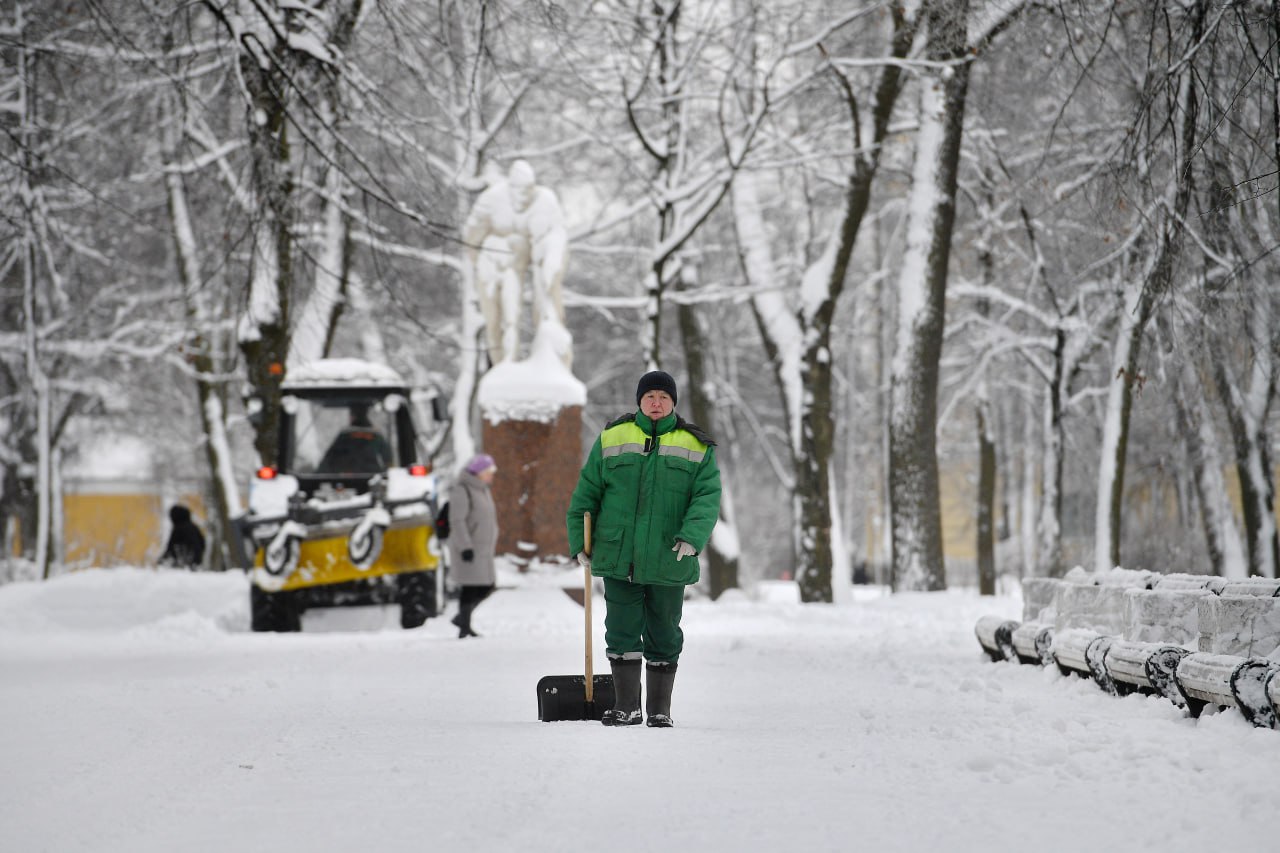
left=973, top=570, right=1280, bottom=729
left=1007, top=577, right=1058, bottom=665
left=1173, top=653, right=1280, bottom=727
left=1101, top=639, right=1189, bottom=708
left=974, top=615, right=1018, bottom=663
left=1019, top=568, right=1155, bottom=683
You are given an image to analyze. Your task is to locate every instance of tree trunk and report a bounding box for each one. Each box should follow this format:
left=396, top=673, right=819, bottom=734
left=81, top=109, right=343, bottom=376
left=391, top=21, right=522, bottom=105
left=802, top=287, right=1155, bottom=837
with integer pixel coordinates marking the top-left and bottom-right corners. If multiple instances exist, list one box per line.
left=728, top=5, right=916, bottom=601
left=873, top=226, right=894, bottom=583
left=1, top=458, right=36, bottom=566
left=889, top=0, right=970, bottom=592
left=1019, top=394, right=1039, bottom=578
left=450, top=264, right=486, bottom=466
left=289, top=166, right=350, bottom=369
left=675, top=266, right=740, bottom=599
left=1172, top=357, right=1246, bottom=578
left=26, top=254, right=52, bottom=579
left=641, top=0, right=682, bottom=372
left=1093, top=0, right=1203, bottom=572
left=972, top=187, right=997, bottom=594
left=236, top=40, right=297, bottom=468
left=1095, top=276, right=1151, bottom=572
left=197, top=387, right=240, bottom=571
left=349, top=275, right=389, bottom=365
left=731, top=173, right=803, bottom=577
left=1210, top=333, right=1278, bottom=578
left=1036, top=329, right=1066, bottom=577
left=795, top=4, right=917, bottom=602
left=163, top=89, right=242, bottom=571
left=976, top=400, right=996, bottom=595
left=797, top=330, right=837, bottom=602
left=17, top=25, right=52, bottom=577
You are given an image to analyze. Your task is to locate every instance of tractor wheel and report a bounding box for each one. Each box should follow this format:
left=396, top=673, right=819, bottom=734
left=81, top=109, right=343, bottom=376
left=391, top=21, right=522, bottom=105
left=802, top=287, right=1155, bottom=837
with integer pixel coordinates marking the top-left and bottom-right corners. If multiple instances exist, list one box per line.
left=263, top=535, right=300, bottom=576
left=398, top=571, right=437, bottom=629
left=250, top=585, right=301, bottom=632
left=347, top=522, right=385, bottom=570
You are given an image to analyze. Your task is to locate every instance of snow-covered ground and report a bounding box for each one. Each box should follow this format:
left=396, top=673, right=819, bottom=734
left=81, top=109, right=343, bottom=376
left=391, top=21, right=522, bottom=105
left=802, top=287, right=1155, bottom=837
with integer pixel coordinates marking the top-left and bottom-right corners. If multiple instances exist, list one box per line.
left=1, top=564, right=1274, bottom=853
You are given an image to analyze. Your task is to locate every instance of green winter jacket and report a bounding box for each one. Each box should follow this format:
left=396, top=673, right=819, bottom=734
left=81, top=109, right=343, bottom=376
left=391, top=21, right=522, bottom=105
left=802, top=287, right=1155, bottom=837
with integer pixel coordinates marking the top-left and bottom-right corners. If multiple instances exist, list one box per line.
left=566, top=410, right=721, bottom=586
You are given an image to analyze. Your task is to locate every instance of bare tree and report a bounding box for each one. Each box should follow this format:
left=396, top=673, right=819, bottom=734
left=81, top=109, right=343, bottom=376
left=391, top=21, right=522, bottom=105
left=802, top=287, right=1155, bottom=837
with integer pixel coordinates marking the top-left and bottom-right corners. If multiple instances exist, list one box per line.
left=1207, top=305, right=1277, bottom=577
left=194, top=1, right=365, bottom=466
left=588, top=0, right=782, bottom=595
left=888, top=0, right=973, bottom=592
left=1165, top=333, right=1246, bottom=578
left=734, top=2, right=918, bottom=602
left=5, top=4, right=52, bottom=576
left=2, top=2, right=179, bottom=575
left=160, top=75, right=244, bottom=571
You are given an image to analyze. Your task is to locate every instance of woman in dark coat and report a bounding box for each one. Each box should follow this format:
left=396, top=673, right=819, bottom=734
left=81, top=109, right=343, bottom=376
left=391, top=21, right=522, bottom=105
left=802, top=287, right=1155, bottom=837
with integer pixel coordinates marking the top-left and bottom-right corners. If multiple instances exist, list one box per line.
left=448, top=453, right=499, bottom=638
left=160, top=504, right=206, bottom=570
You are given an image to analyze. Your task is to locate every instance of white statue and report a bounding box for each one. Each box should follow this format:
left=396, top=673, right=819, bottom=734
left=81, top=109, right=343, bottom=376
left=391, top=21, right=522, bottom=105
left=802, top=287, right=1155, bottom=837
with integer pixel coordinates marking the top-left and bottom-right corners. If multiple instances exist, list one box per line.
left=462, top=160, right=570, bottom=366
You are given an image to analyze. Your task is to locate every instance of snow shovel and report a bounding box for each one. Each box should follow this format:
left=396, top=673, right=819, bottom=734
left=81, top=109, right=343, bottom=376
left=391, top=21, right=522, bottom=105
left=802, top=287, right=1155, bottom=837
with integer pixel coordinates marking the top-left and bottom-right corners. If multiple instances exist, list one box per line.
left=537, top=512, right=615, bottom=721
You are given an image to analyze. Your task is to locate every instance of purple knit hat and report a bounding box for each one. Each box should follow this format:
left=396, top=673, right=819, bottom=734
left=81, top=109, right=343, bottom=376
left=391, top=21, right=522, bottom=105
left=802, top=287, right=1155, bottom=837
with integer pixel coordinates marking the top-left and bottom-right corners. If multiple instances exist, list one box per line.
left=466, top=453, right=497, bottom=475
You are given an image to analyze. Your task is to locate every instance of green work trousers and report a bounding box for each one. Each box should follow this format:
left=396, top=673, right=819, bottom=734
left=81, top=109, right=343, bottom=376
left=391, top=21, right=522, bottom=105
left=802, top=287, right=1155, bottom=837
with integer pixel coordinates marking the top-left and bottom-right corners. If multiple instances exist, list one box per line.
left=602, top=577, right=686, bottom=664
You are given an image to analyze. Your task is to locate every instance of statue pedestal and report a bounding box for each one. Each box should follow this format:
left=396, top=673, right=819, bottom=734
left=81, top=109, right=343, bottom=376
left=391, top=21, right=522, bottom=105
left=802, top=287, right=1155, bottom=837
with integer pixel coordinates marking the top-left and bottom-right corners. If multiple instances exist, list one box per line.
left=481, top=405, right=581, bottom=563
left=475, top=328, right=586, bottom=565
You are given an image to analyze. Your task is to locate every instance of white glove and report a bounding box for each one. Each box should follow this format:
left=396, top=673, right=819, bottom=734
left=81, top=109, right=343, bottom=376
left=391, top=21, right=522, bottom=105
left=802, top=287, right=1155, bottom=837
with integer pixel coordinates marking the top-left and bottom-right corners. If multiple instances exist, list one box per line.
left=577, top=551, right=591, bottom=569
left=672, top=540, right=697, bottom=561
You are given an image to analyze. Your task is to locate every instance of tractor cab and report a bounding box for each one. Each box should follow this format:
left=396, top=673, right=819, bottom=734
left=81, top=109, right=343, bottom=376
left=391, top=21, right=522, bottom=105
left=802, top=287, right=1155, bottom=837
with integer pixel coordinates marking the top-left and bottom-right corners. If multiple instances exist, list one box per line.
left=240, top=358, right=447, bottom=632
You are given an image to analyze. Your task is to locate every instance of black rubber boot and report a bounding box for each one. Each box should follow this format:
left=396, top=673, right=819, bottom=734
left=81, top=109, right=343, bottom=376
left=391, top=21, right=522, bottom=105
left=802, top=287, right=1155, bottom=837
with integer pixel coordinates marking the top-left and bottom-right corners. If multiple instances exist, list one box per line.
left=452, top=603, right=477, bottom=638
left=602, top=657, right=643, bottom=726
left=645, top=662, right=677, bottom=728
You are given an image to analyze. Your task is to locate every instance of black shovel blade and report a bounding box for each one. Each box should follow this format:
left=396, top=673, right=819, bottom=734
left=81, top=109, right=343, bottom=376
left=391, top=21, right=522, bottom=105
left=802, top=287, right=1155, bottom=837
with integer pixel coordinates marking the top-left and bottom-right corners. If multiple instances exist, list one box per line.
left=537, top=674, right=616, bottom=722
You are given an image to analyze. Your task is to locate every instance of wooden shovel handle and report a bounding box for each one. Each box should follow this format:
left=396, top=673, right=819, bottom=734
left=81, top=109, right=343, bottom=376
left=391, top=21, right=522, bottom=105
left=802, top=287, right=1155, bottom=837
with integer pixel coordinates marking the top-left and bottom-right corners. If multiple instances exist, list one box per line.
left=583, top=511, right=594, bottom=702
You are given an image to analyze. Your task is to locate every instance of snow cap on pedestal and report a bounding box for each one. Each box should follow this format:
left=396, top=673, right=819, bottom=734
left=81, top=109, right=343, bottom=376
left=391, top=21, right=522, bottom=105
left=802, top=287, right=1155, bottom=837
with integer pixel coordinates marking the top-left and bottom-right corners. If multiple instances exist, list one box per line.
left=477, top=321, right=586, bottom=424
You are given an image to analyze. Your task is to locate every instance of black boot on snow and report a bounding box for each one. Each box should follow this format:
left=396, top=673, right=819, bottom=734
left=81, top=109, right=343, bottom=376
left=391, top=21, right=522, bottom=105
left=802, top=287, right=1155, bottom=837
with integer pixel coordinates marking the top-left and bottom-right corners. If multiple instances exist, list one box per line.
left=602, top=657, right=643, bottom=726
left=645, top=661, right=677, bottom=728
left=453, top=605, right=477, bottom=638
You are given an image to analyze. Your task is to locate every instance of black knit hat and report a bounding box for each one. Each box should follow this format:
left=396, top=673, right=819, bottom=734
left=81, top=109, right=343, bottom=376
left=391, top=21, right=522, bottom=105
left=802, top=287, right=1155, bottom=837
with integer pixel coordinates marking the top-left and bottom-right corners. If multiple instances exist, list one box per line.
left=636, top=370, right=678, bottom=407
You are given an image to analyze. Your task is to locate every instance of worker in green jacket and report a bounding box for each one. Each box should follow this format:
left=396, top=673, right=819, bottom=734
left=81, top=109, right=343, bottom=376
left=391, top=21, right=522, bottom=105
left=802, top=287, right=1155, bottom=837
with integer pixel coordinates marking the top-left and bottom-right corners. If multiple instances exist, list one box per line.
left=566, top=370, right=721, bottom=727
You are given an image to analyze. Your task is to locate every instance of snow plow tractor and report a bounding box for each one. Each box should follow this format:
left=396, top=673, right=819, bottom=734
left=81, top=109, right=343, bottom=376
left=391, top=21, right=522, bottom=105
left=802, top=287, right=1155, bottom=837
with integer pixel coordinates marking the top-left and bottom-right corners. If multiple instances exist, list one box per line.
left=238, top=358, right=445, bottom=632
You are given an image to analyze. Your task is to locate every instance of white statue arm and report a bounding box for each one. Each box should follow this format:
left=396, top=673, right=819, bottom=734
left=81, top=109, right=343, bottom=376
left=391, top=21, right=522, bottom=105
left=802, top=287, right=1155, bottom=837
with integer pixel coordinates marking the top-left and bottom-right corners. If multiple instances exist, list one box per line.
left=462, top=194, right=496, bottom=263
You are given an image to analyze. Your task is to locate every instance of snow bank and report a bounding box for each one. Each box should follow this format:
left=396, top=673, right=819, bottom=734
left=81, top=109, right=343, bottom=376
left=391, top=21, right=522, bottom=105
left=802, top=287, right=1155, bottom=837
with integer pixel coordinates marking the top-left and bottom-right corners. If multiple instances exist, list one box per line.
left=0, top=568, right=249, bottom=638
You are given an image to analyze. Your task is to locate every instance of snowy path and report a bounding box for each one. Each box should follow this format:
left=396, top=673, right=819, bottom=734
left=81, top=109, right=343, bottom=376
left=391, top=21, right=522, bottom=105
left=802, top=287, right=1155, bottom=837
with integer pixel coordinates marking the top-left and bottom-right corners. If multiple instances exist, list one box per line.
left=0, top=568, right=1275, bottom=852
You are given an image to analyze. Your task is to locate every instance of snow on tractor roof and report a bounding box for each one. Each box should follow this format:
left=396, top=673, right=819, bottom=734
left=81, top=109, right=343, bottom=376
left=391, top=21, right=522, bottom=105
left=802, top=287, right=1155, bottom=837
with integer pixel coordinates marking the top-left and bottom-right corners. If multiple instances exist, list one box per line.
left=282, top=358, right=406, bottom=390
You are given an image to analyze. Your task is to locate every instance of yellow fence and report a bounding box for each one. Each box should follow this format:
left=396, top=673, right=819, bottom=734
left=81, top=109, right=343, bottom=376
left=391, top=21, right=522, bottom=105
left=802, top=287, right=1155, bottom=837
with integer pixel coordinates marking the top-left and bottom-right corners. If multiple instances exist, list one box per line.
left=61, top=483, right=205, bottom=568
